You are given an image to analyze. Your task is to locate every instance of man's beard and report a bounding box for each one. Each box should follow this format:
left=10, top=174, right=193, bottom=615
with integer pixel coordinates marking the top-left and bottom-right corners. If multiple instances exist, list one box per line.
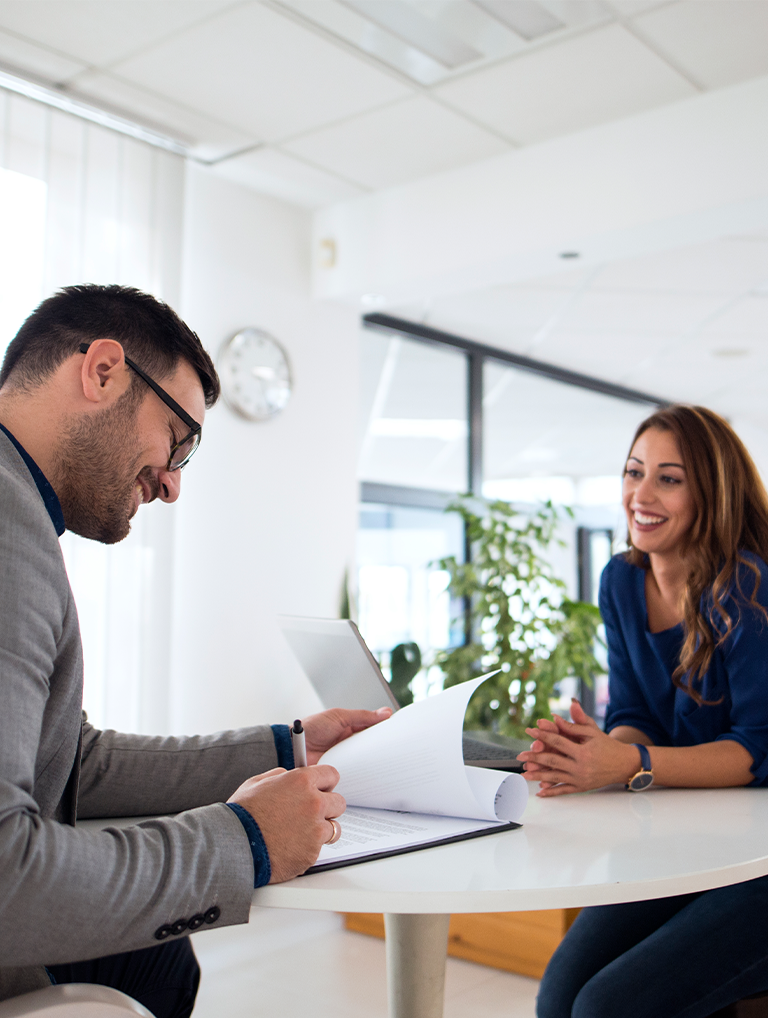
left=53, top=389, right=157, bottom=544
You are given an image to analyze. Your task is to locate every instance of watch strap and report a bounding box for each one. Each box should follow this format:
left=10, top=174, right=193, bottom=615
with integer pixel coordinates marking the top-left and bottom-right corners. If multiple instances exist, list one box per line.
left=633, top=743, right=652, bottom=772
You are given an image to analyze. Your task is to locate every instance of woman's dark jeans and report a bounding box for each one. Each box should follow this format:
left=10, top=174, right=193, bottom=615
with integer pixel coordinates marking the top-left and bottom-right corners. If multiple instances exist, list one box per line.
left=537, top=874, right=768, bottom=1018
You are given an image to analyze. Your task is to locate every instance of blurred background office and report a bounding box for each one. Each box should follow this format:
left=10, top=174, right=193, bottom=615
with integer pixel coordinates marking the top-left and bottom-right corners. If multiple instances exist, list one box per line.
left=1, top=2, right=767, bottom=1014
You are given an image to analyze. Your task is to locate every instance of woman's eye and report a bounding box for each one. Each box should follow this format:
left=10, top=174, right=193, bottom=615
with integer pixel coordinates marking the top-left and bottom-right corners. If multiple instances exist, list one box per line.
left=624, top=468, right=642, bottom=479
left=661, top=475, right=682, bottom=485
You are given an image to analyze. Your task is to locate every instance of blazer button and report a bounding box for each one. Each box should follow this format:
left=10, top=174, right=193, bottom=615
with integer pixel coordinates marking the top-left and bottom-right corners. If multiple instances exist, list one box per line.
left=171, top=919, right=189, bottom=936
left=204, top=906, right=221, bottom=924
left=154, top=924, right=173, bottom=941
left=187, top=914, right=206, bottom=931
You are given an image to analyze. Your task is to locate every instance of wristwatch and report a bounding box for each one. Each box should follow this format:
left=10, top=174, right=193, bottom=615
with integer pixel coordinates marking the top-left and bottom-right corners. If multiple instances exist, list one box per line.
left=626, top=744, right=654, bottom=791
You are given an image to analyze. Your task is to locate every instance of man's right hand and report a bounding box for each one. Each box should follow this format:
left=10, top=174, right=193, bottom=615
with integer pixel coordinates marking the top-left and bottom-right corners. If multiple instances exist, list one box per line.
left=227, top=765, right=345, bottom=883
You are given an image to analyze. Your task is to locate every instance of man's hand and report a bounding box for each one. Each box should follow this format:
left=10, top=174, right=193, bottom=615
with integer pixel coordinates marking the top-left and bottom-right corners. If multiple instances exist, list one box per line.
left=516, top=699, right=640, bottom=797
left=301, top=706, right=392, bottom=765
left=228, top=765, right=345, bottom=882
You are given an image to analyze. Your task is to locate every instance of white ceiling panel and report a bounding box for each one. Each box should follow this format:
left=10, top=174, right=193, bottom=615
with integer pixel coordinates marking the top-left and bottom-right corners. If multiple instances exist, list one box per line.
left=603, top=0, right=671, bottom=15
left=555, top=288, right=728, bottom=335
left=416, top=285, right=580, bottom=341
left=212, top=146, right=365, bottom=208
left=433, top=23, right=696, bottom=144
left=70, top=70, right=256, bottom=159
left=636, top=0, right=768, bottom=90
left=698, top=295, right=768, bottom=338
left=283, top=95, right=509, bottom=190
left=528, top=329, right=677, bottom=388
left=0, top=25, right=85, bottom=81
left=0, top=1, right=237, bottom=69
left=591, top=238, right=768, bottom=296
left=111, top=3, right=413, bottom=143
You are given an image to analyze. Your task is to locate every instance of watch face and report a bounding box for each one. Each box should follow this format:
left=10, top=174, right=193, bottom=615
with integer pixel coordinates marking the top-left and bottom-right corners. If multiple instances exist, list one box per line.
left=219, top=328, right=292, bottom=421
left=629, top=771, right=654, bottom=791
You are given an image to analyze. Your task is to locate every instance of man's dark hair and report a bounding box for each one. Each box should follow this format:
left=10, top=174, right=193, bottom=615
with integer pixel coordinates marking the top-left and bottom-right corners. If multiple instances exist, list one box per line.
left=0, top=284, right=220, bottom=408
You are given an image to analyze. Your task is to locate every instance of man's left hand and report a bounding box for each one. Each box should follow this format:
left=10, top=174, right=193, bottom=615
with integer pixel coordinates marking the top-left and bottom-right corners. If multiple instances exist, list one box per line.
left=301, top=707, right=392, bottom=765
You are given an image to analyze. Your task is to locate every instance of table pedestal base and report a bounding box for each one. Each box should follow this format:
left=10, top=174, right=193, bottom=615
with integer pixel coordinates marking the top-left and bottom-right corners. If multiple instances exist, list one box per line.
left=384, top=913, right=450, bottom=1018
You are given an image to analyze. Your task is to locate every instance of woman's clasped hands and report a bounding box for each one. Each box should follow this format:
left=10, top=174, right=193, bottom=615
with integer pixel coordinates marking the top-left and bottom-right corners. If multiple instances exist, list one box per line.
left=517, top=698, right=643, bottom=797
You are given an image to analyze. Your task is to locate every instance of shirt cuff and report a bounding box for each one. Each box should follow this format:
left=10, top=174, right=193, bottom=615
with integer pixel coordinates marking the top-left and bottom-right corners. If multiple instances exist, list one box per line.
left=272, top=723, right=295, bottom=769
left=226, top=802, right=272, bottom=888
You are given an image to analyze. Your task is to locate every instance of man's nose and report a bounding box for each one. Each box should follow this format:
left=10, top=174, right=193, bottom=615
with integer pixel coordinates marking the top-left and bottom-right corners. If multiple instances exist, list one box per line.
left=157, top=467, right=181, bottom=504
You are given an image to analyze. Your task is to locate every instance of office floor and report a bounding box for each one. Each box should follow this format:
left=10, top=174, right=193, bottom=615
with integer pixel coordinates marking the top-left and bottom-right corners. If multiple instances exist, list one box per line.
left=192, top=907, right=538, bottom=1018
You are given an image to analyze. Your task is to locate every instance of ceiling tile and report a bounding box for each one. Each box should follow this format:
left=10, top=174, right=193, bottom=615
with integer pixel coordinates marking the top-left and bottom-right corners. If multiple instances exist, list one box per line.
left=527, top=328, right=677, bottom=389
left=111, top=3, right=413, bottom=143
left=0, top=26, right=86, bottom=81
left=635, top=0, right=768, bottom=90
left=0, top=1, right=237, bottom=69
left=433, top=22, right=696, bottom=144
left=592, top=238, right=768, bottom=296
left=619, top=339, right=767, bottom=404
left=556, top=288, right=727, bottom=335
left=69, top=70, right=255, bottom=160
left=211, top=146, right=366, bottom=208
left=283, top=95, right=509, bottom=190
left=698, top=295, right=768, bottom=338
left=410, top=285, right=582, bottom=349
left=602, top=0, right=672, bottom=15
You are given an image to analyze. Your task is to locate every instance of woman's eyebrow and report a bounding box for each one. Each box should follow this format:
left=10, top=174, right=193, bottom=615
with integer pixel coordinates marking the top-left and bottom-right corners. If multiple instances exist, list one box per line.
left=658, top=462, right=685, bottom=469
left=628, top=456, right=643, bottom=464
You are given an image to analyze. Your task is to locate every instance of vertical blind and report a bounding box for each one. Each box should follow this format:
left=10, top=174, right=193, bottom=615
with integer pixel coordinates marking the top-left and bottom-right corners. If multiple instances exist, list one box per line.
left=0, top=88, right=186, bottom=735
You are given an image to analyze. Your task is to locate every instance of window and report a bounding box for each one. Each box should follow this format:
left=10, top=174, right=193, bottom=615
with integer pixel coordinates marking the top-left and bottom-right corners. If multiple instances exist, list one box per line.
left=357, top=312, right=666, bottom=715
left=0, top=87, right=185, bottom=734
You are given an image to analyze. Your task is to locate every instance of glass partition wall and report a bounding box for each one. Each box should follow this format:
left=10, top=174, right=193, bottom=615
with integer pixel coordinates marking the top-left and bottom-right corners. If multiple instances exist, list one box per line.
left=357, top=312, right=667, bottom=725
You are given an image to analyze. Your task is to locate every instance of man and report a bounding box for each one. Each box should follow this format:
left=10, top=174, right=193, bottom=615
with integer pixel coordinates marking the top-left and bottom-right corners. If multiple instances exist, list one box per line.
left=0, top=284, right=389, bottom=1016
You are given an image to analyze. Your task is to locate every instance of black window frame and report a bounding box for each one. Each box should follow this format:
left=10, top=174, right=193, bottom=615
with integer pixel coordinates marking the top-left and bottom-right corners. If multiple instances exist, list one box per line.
left=359, top=312, right=670, bottom=707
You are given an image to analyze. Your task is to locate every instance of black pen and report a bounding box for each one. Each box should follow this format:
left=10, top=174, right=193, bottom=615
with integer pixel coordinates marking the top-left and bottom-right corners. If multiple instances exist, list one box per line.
left=291, top=719, right=307, bottom=767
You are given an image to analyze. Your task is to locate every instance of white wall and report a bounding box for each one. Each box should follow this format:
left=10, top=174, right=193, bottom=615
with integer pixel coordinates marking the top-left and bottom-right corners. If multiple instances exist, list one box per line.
left=170, top=164, right=360, bottom=733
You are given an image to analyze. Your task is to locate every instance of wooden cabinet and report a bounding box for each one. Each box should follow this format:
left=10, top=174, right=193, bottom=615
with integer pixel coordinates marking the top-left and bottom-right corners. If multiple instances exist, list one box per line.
left=344, top=908, right=579, bottom=980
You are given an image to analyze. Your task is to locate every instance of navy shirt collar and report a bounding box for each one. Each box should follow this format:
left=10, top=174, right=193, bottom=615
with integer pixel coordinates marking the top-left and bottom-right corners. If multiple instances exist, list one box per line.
left=0, top=423, right=66, bottom=536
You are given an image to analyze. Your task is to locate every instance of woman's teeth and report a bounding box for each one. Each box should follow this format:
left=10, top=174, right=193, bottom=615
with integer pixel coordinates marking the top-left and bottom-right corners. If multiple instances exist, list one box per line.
left=634, top=511, right=664, bottom=525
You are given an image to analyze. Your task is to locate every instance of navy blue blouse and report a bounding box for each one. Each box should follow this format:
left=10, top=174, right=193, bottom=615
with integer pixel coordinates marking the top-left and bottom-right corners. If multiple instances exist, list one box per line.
left=600, top=553, right=768, bottom=786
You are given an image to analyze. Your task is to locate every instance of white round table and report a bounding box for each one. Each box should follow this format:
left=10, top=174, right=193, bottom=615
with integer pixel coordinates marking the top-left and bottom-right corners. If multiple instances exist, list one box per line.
left=252, top=787, right=768, bottom=1018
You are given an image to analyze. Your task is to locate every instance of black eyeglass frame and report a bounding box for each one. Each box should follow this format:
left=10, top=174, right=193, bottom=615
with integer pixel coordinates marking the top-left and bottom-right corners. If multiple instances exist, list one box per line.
left=79, top=342, right=202, bottom=471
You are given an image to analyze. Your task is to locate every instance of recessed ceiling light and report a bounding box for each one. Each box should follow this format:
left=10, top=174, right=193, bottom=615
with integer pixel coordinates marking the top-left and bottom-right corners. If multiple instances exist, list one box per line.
left=711, top=348, right=750, bottom=358
left=472, top=0, right=565, bottom=41
left=342, top=0, right=482, bottom=68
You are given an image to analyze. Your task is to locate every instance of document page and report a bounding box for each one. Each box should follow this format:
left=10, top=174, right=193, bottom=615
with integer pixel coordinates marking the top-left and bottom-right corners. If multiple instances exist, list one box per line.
left=310, top=805, right=518, bottom=872
left=320, top=674, right=528, bottom=822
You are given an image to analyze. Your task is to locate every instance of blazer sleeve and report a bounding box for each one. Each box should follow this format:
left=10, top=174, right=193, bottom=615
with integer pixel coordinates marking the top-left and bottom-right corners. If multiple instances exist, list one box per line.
left=77, top=720, right=282, bottom=818
left=0, top=459, right=256, bottom=968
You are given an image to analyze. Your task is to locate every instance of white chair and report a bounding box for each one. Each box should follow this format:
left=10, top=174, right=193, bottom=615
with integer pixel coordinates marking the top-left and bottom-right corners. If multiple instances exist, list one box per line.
left=0, top=984, right=152, bottom=1018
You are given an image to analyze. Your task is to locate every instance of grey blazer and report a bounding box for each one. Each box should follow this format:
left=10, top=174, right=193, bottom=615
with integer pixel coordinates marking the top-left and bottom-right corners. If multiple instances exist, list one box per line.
left=0, top=431, right=281, bottom=1002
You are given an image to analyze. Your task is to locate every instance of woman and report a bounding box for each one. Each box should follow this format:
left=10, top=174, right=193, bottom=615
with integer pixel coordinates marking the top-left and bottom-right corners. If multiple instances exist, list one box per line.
left=519, top=405, right=768, bottom=1018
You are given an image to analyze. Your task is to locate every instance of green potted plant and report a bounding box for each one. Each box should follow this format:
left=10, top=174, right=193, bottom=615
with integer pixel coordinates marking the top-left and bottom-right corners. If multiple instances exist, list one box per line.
left=434, top=496, right=605, bottom=739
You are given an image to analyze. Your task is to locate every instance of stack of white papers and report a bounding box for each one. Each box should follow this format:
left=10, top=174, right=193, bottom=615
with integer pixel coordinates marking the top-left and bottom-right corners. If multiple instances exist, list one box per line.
left=310, top=675, right=529, bottom=872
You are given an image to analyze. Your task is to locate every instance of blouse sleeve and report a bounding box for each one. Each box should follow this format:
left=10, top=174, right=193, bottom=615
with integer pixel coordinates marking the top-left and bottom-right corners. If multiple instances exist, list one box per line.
left=714, top=559, right=768, bottom=785
left=600, top=559, right=667, bottom=746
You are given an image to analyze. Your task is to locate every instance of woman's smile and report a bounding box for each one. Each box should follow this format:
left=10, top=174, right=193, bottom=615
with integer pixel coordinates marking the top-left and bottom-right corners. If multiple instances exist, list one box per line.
left=622, top=427, right=695, bottom=557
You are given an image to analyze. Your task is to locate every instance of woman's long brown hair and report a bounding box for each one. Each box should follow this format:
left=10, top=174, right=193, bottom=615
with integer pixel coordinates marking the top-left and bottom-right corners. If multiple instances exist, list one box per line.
left=625, top=405, right=768, bottom=703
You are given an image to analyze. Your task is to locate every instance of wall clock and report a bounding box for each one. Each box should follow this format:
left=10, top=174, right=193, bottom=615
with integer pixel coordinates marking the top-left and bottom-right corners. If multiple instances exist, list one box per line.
left=218, top=327, right=292, bottom=421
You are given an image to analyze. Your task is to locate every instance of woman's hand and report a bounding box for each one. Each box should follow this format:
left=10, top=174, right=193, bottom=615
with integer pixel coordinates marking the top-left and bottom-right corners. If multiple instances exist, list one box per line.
left=517, top=699, right=642, bottom=797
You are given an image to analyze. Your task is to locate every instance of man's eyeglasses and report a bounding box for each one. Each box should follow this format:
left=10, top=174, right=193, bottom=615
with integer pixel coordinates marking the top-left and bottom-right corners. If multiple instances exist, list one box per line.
left=79, top=342, right=202, bottom=471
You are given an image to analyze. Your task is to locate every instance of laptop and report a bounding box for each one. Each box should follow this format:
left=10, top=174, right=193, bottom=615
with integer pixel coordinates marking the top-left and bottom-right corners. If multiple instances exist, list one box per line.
left=278, top=615, right=525, bottom=771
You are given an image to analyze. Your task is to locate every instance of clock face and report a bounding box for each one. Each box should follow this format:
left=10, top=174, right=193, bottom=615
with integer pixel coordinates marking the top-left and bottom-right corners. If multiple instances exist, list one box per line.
left=219, top=328, right=292, bottom=421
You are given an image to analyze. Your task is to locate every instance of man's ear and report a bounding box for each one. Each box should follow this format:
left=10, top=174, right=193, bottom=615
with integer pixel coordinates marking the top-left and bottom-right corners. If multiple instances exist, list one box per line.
left=79, top=339, right=129, bottom=404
